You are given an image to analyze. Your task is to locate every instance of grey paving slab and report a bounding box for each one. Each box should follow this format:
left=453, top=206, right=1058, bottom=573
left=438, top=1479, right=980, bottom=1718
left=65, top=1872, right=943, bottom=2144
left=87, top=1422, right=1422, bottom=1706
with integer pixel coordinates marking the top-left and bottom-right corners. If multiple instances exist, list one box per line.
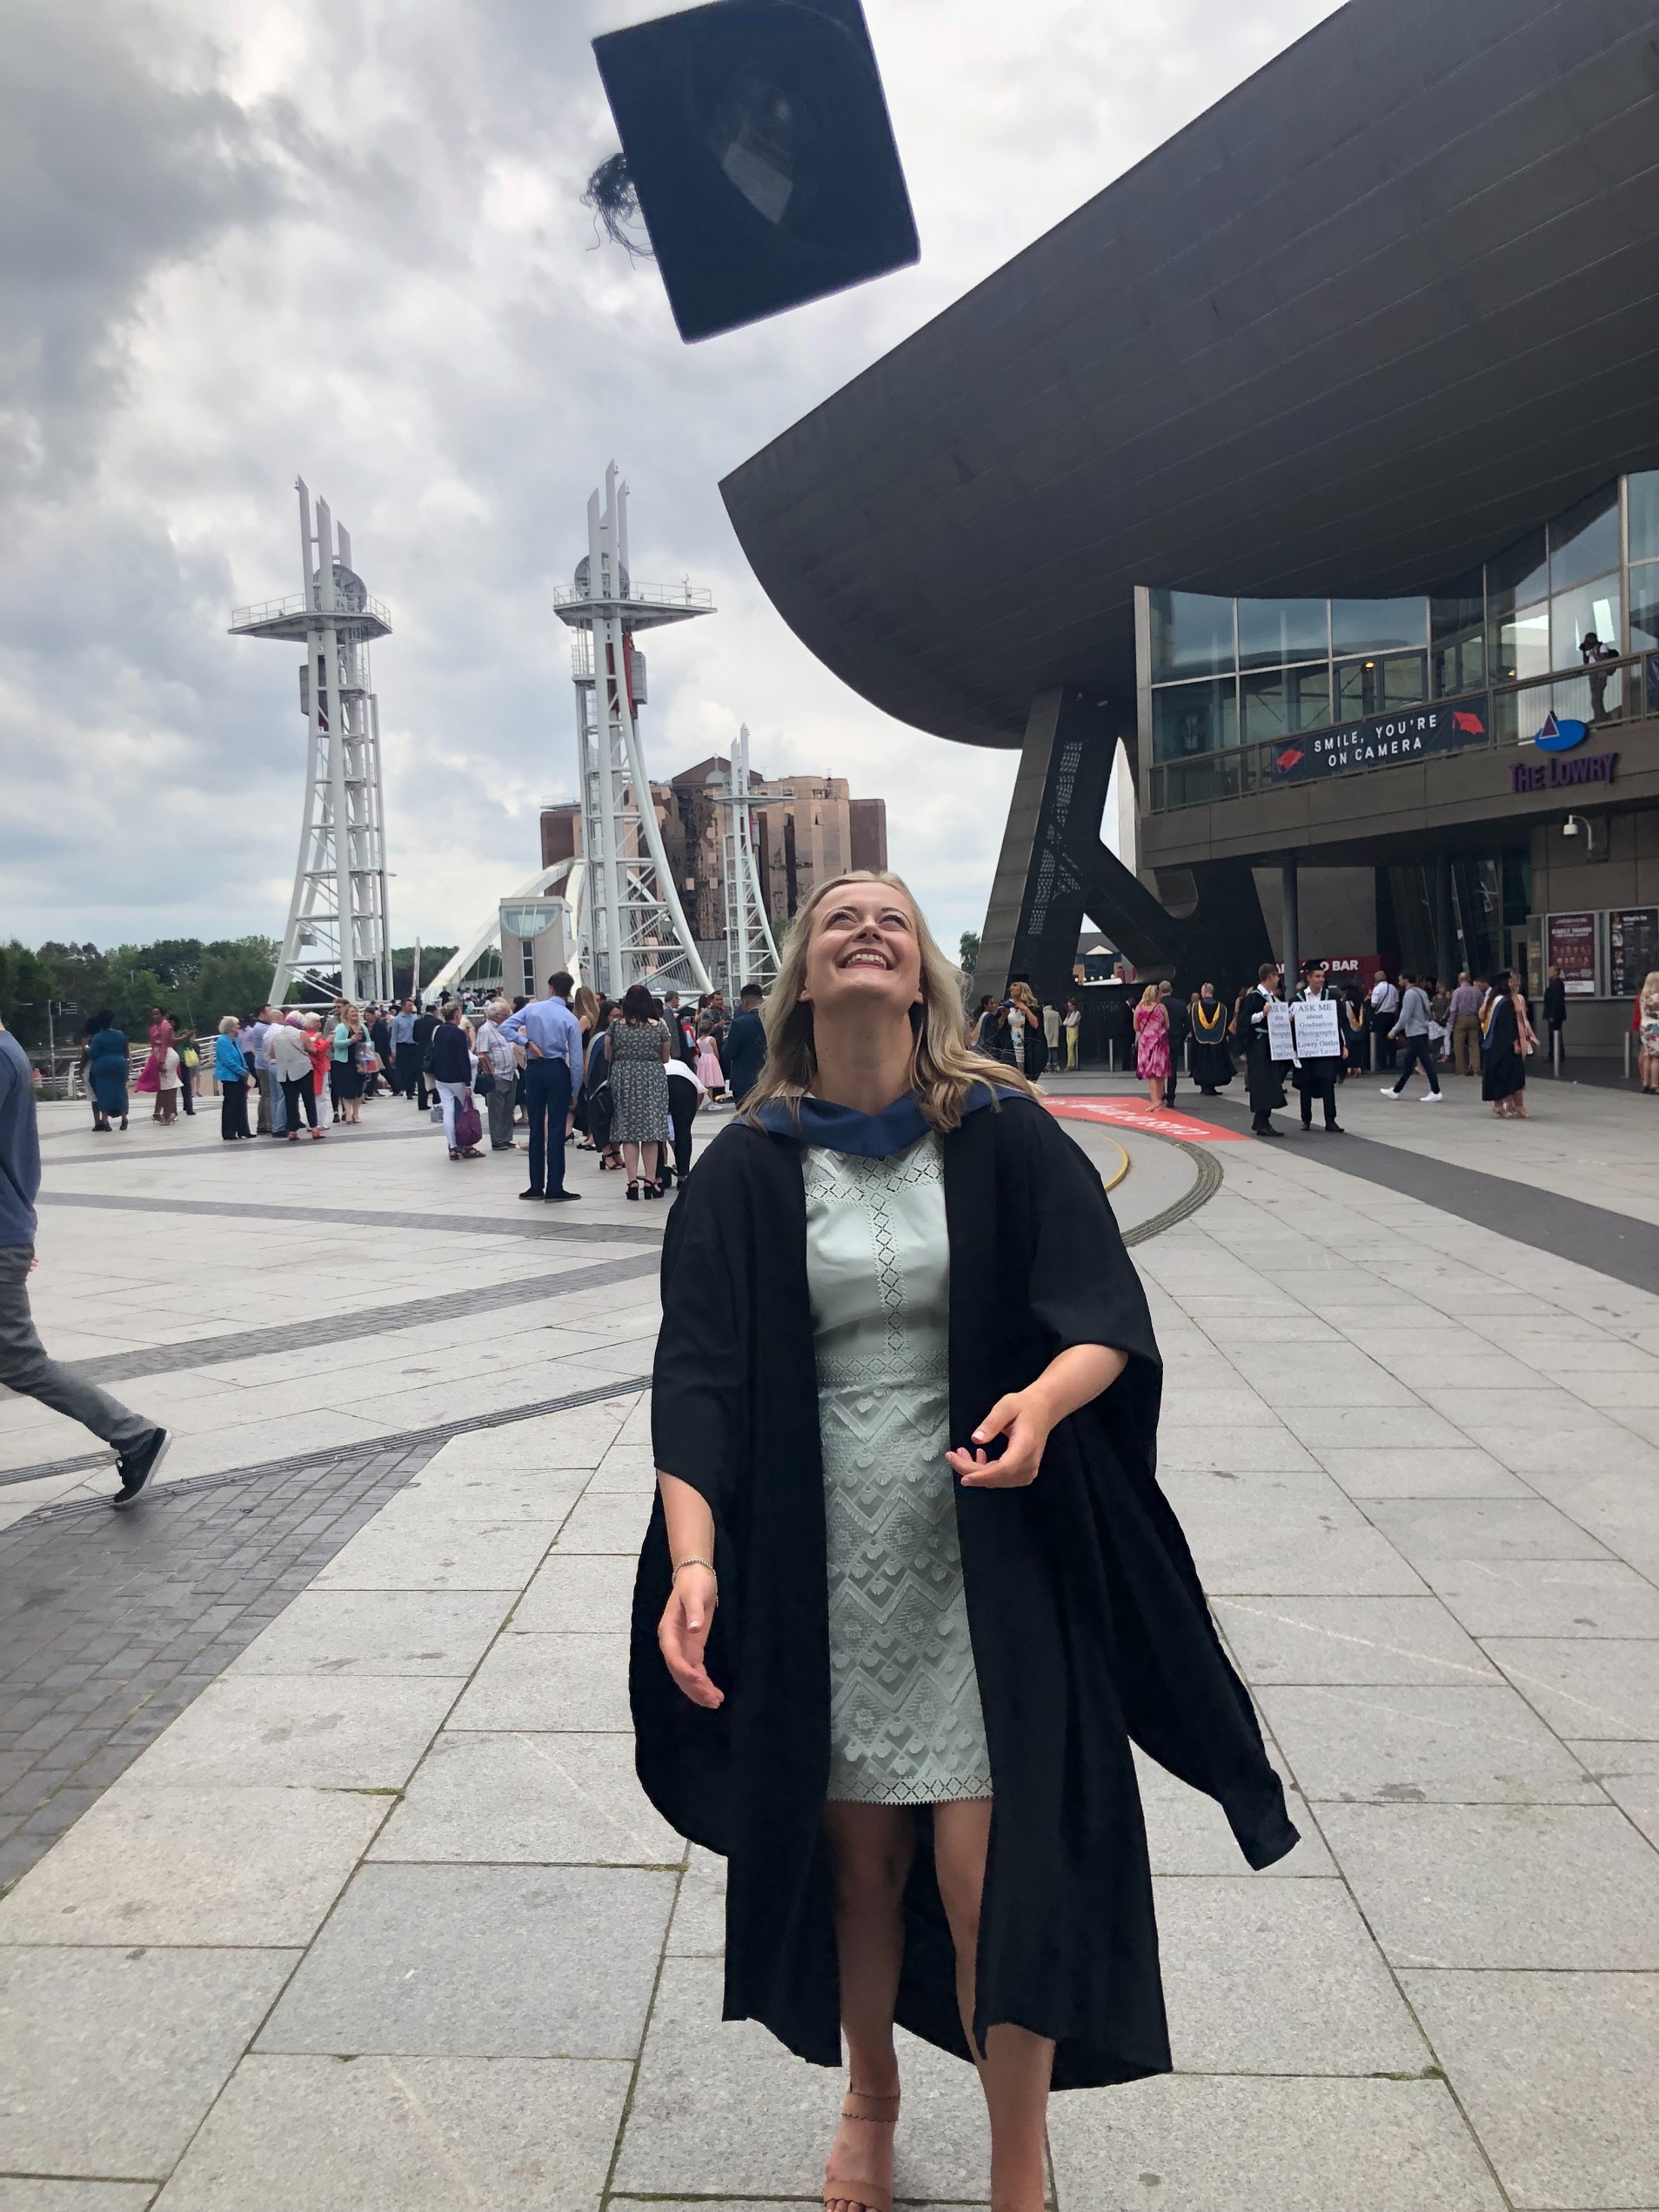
left=1402, top=1968, right=1659, bottom=2212
left=552, top=1490, right=653, bottom=1554
left=151, top=2052, right=632, bottom=2212
left=0, top=1779, right=387, bottom=1946
left=126, top=1674, right=458, bottom=1790
left=310, top=1513, right=564, bottom=1591
left=666, top=1845, right=727, bottom=1955
left=509, top=1553, right=637, bottom=1634
left=257, top=1862, right=674, bottom=2058
left=447, top=1631, right=632, bottom=1732
left=1308, top=1447, right=1530, bottom=1500
left=1154, top=1877, right=1428, bottom=2075
left=369, top=1730, right=683, bottom=1865
left=1143, top=1430, right=1319, bottom=1474
left=613, top=1957, right=991, bottom=2200
left=0, top=1944, right=297, bottom=2180
left=1133, top=1750, right=1336, bottom=1877
left=1258, top=1683, right=1603, bottom=1805
left=1316, top=1801, right=1659, bottom=1968
left=0, top=2184, right=156, bottom=2210
left=1212, top=1596, right=1500, bottom=1686
left=1363, top=1496, right=1614, bottom=1564
left=1418, top=1556, right=1659, bottom=1636
left=1569, top=1740, right=1659, bottom=1847
left=228, top=1588, right=510, bottom=1678
left=1170, top=1500, right=1426, bottom=1596
left=385, top=1466, right=589, bottom=1522
left=1045, top=2075, right=1502, bottom=2211
left=1484, top=1636, right=1659, bottom=1741
left=1279, top=1404, right=1469, bottom=1451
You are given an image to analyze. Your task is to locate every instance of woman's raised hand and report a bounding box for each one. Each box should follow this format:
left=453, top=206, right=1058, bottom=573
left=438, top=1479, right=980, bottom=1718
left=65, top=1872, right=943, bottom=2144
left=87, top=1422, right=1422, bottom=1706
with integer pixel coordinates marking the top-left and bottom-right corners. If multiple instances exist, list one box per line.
left=658, top=1565, right=724, bottom=1707
left=946, top=1388, right=1054, bottom=1487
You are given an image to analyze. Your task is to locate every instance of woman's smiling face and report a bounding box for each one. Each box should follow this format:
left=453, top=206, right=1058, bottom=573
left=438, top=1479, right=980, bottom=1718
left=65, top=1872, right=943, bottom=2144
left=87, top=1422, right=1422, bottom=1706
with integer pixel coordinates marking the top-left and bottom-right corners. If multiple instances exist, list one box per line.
left=799, top=880, right=924, bottom=1022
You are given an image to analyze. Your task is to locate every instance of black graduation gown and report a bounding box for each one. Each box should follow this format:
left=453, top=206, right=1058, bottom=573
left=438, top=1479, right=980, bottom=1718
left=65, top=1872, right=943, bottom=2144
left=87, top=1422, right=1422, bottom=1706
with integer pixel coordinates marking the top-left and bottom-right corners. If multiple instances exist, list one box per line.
left=1237, top=988, right=1288, bottom=1113
left=632, top=1096, right=1298, bottom=2092
left=1482, top=994, right=1527, bottom=1099
left=1289, top=986, right=1345, bottom=1107
left=1187, top=999, right=1234, bottom=1089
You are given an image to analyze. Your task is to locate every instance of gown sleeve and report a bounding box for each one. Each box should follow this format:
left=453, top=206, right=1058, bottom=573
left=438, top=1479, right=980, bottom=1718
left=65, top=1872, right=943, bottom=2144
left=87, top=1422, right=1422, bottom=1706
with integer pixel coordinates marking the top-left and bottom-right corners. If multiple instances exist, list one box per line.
left=649, top=1139, right=748, bottom=1523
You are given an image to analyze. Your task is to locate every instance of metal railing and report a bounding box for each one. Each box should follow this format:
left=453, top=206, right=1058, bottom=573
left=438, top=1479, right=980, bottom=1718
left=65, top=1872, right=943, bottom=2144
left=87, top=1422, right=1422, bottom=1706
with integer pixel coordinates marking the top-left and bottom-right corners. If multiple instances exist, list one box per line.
left=1149, top=651, right=1659, bottom=813
left=552, top=579, right=712, bottom=611
left=230, top=590, right=391, bottom=630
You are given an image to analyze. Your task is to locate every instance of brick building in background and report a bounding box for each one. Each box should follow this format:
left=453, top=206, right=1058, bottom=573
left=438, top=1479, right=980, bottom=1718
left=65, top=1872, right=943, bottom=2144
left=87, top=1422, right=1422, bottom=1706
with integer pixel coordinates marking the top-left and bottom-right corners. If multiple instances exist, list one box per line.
left=540, top=754, right=887, bottom=956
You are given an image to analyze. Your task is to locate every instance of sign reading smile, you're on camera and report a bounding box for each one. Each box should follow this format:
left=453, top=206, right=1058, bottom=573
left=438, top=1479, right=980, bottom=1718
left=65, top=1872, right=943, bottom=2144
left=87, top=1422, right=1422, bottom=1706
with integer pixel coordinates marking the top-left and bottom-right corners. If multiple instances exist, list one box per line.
left=1269, top=698, right=1489, bottom=784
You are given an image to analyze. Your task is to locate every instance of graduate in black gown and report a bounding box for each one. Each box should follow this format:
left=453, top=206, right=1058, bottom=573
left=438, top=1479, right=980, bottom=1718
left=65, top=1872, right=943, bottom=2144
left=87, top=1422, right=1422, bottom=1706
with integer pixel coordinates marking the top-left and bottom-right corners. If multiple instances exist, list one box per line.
left=1289, top=960, right=1348, bottom=1133
left=633, top=871, right=1296, bottom=2212
left=1236, top=961, right=1290, bottom=1136
left=1186, top=984, right=1234, bottom=1093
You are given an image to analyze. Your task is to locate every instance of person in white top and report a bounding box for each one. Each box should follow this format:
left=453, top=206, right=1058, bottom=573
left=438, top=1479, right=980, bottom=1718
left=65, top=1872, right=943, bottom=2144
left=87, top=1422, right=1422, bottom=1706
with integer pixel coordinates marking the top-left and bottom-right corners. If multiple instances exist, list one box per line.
left=1369, top=972, right=1401, bottom=1072
left=473, top=999, right=521, bottom=1152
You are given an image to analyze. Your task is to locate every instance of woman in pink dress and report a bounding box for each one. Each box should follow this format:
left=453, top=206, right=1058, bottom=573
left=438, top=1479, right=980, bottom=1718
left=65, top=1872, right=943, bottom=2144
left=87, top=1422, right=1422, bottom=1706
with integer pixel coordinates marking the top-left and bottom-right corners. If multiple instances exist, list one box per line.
left=134, top=1006, right=174, bottom=1119
left=1134, top=983, right=1171, bottom=1111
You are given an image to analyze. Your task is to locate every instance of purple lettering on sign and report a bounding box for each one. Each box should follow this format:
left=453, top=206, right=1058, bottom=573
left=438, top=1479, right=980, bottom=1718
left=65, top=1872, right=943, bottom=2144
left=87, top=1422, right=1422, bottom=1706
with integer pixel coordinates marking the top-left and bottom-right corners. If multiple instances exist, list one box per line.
left=1513, top=753, right=1617, bottom=794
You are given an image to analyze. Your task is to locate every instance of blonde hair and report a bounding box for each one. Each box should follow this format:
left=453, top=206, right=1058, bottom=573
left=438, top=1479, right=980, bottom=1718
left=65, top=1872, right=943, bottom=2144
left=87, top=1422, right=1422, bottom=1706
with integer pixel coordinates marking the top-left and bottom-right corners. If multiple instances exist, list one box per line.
left=742, top=870, right=1039, bottom=1133
left=1642, top=972, right=1659, bottom=1000
left=1138, top=984, right=1161, bottom=1009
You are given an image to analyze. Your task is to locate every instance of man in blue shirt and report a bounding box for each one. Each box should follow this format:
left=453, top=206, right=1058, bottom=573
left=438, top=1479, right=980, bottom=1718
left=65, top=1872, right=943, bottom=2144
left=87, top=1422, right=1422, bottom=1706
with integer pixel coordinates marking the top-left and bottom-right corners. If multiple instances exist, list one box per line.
left=0, top=1017, right=170, bottom=1506
left=499, top=972, right=585, bottom=1201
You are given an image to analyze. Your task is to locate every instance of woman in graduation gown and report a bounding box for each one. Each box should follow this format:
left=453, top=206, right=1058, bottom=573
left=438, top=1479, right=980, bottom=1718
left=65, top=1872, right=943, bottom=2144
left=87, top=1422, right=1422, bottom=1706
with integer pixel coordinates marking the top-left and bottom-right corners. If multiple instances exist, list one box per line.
left=632, top=871, right=1297, bottom=2212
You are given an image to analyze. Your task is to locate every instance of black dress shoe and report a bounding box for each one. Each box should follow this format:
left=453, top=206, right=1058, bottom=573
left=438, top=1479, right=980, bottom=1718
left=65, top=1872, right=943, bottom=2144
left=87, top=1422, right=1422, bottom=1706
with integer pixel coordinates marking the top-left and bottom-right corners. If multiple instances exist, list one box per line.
left=1325, top=1122, right=1346, bottom=1133
left=518, top=1187, right=545, bottom=1200
left=545, top=1189, right=581, bottom=1201
left=112, top=1427, right=171, bottom=1508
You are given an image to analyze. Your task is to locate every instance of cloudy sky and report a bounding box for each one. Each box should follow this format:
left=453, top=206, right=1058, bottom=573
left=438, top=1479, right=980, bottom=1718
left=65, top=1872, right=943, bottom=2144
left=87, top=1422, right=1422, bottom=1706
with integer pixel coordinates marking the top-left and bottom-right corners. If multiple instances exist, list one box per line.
left=1, top=0, right=1334, bottom=962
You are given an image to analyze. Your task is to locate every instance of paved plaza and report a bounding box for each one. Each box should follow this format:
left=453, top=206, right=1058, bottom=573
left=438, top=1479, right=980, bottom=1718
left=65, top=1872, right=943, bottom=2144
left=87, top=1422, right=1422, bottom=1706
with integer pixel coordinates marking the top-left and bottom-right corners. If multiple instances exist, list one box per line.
left=2, top=1075, right=1658, bottom=2209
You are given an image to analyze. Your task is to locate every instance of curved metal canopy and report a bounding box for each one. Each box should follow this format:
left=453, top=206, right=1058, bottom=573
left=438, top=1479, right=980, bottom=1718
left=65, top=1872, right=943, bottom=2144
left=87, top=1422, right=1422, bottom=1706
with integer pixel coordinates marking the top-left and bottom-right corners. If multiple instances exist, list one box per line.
left=720, top=0, right=1659, bottom=751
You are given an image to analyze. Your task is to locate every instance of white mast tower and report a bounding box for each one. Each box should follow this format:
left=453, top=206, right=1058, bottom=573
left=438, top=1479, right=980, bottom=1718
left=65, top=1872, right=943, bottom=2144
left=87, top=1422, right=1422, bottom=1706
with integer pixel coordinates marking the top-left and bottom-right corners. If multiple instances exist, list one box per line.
left=719, top=724, right=779, bottom=993
left=230, top=481, right=393, bottom=1007
left=553, top=464, right=712, bottom=999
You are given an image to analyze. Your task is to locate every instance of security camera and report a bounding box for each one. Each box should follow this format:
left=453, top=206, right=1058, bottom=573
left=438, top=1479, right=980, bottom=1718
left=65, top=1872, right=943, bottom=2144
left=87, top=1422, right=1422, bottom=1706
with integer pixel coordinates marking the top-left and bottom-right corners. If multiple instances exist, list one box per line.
left=1562, top=815, right=1582, bottom=836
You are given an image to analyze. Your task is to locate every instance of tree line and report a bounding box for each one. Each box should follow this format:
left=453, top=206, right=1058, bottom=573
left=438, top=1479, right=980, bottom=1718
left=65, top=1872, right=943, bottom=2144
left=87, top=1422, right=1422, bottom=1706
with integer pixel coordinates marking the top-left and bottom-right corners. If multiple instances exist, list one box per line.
left=0, top=938, right=461, bottom=1051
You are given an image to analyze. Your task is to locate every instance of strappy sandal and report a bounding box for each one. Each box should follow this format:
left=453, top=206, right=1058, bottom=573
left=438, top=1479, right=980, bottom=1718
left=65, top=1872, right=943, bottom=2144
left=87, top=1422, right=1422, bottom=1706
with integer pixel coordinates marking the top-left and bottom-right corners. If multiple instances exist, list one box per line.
left=823, top=2088, right=900, bottom=2212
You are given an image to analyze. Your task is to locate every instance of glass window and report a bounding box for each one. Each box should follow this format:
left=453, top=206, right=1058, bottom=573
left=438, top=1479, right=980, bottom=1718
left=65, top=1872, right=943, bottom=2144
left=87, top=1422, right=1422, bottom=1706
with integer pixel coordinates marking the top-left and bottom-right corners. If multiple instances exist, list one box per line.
left=1335, top=652, right=1428, bottom=720
left=1551, top=573, right=1622, bottom=669
left=1330, top=598, right=1428, bottom=654
left=1148, top=591, right=1234, bottom=680
left=1494, top=601, right=1551, bottom=683
left=1548, top=481, right=1620, bottom=593
left=1435, top=635, right=1486, bottom=698
left=1241, top=665, right=1331, bottom=743
left=1631, top=564, right=1659, bottom=653
left=1236, top=597, right=1328, bottom=671
left=1431, top=571, right=1485, bottom=699
left=1488, top=527, right=1549, bottom=613
left=1152, top=678, right=1237, bottom=762
left=1631, top=473, right=1659, bottom=565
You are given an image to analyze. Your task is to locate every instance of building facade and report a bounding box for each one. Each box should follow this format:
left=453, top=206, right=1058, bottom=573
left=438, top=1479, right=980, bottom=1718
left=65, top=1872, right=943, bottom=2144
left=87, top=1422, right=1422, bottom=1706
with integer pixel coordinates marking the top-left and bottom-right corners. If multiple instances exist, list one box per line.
left=716, top=0, right=1659, bottom=1051
left=540, top=755, right=887, bottom=964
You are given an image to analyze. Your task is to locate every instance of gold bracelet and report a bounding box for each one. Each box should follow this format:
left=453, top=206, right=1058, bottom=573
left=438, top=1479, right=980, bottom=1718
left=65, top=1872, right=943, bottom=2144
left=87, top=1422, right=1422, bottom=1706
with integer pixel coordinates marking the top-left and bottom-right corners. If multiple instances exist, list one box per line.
left=671, top=1557, right=715, bottom=1579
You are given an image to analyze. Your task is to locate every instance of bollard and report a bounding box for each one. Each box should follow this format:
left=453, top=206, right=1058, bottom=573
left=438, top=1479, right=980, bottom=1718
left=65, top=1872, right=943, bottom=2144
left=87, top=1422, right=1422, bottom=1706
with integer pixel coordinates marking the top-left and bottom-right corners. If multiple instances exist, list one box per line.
left=1625, top=1031, right=1633, bottom=1083
left=1554, top=1030, right=1562, bottom=1079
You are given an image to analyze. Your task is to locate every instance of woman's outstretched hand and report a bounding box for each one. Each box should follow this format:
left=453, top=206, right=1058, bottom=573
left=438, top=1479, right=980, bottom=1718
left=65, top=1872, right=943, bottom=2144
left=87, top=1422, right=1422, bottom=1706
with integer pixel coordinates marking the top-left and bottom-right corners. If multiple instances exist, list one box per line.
left=658, top=1565, right=724, bottom=1708
left=947, top=1343, right=1129, bottom=1489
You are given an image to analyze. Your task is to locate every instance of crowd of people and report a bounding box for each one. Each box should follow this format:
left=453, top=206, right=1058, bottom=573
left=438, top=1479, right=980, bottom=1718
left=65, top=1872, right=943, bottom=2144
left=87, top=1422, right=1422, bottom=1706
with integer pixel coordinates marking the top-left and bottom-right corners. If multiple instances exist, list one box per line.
left=65, top=979, right=773, bottom=1182
left=1125, top=960, right=1550, bottom=1133
left=967, top=984, right=1081, bottom=1076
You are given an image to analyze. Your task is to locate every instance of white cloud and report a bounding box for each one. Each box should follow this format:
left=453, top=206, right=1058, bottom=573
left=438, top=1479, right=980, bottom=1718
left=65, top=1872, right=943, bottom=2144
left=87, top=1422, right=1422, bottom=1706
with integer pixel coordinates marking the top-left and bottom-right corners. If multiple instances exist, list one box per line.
left=0, top=0, right=1334, bottom=959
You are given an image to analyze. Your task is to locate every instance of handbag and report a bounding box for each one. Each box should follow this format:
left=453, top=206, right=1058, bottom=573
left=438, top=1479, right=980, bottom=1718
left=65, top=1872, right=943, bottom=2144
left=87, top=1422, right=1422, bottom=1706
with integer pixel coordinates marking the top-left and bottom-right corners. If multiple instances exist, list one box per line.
left=473, top=1065, right=497, bottom=1096
left=454, top=1094, right=484, bottom=1149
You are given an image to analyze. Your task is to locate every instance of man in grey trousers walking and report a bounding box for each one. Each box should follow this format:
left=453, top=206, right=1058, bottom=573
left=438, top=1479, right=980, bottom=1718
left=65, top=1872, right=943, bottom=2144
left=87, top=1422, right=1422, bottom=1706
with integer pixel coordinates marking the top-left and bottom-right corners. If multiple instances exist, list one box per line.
left=0, top=1016, right=169, bottom=1507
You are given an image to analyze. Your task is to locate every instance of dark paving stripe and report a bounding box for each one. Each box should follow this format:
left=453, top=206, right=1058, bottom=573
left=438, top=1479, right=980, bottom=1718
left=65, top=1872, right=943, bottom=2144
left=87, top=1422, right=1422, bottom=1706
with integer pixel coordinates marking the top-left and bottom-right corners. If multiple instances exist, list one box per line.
left=55, top=1248, right=660, bottom=1387
left=0, top=1438, right=444, bottom=1895
left=4, top=1373, right=654, bottom=1509
left=0, top=1370, right=651, bottom=1893
left=40, top=1119, right=438, bottom=1168
left=37, top=1188, right=665, bottom=1246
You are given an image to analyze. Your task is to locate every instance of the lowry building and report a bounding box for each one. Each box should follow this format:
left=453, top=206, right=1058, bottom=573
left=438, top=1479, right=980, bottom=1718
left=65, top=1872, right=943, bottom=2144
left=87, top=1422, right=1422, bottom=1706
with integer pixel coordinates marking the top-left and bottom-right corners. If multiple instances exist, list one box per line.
left=720, top=0, right=1659, bottom=1052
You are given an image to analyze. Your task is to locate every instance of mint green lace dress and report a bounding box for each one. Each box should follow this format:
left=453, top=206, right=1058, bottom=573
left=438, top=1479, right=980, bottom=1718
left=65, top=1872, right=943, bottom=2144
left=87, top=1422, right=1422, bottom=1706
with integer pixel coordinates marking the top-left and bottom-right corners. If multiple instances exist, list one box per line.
left=804, top=1132, right=993, bottom=1806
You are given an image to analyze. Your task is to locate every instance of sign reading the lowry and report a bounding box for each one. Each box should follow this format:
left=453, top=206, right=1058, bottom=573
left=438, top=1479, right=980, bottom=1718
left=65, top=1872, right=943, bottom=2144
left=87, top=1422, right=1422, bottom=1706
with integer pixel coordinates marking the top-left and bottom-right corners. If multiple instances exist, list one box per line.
left=1512, top=752, right=1618, bottom=793
left=1269, top=698, right=1488, bottom=783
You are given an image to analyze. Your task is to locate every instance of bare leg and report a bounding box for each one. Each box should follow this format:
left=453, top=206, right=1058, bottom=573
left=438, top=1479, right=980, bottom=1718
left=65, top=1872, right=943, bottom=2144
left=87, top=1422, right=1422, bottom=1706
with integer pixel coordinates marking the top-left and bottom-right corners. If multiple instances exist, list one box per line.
left=933, top=1801, right=1053, bottom=2212
left=622, top=1140, right=641, bottom=1183
left=641, top=1139, right=660, bottom=1184
left=820, top=1802, right=914, bottom=2211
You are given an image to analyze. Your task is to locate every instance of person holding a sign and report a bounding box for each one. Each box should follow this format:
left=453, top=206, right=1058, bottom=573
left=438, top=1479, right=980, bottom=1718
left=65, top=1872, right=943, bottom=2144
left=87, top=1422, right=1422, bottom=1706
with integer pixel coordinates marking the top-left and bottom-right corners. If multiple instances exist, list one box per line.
left=1290, top=962, right=1347, bottom=1133
left=1239, top=964, right=1290, bottom=1137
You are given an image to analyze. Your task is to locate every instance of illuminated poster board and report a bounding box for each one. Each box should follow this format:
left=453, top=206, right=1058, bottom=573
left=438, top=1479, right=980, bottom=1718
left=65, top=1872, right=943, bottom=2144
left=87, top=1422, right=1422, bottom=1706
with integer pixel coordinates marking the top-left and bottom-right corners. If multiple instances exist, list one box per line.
left=1609, top=908, right=1659, bottom=999
left=1545, top=912, right=1597, bottom=998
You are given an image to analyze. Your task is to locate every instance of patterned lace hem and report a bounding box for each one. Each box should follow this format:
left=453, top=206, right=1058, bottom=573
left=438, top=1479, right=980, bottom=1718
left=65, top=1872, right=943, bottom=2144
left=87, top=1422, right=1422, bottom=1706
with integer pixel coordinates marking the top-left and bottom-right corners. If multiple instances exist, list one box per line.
left=826, top=1775, right=993, bottom=1806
